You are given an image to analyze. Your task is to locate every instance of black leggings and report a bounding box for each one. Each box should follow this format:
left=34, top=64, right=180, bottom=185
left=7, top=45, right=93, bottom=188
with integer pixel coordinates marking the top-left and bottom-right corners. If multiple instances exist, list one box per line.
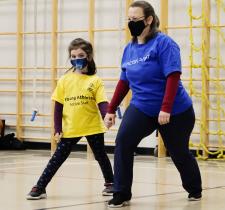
left=113, top=104, right=202, bottom=197
left=36, top=133, right=113, bottom=189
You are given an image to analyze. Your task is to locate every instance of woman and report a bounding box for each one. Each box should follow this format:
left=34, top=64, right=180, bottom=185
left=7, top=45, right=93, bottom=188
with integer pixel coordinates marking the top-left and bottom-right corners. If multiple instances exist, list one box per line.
left=104, top=1, right=202, bottom=208
left=26, top=38, right=114, bottom=199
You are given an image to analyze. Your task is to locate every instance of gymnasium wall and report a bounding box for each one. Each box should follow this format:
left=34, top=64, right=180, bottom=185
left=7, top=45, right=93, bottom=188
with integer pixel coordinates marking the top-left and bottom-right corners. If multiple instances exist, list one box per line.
left=0, top=0, right=225, bottom=155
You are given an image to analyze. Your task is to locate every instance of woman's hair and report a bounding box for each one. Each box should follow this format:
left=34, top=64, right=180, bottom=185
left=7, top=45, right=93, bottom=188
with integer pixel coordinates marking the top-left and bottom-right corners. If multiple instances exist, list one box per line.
left=129, top=1, right=160, bottom=43
left=68, top=38, right=96, bottom=75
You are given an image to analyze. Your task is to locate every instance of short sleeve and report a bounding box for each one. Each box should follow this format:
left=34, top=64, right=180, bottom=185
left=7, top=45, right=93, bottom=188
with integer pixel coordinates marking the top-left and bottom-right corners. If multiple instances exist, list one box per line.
left=51, top=78, right=65, bottom=104
left=95, top=79, right=108, bottom=104
left=120, top=70, right=128, bottom=81
left=158, top=37, right=182, bottom=77
left=119, top=44, right=130, bottom=82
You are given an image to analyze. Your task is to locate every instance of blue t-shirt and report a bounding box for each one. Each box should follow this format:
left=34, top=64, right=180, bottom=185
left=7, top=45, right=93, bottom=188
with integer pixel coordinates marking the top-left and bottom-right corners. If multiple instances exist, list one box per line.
left=120, top=32, right=192, bottom=116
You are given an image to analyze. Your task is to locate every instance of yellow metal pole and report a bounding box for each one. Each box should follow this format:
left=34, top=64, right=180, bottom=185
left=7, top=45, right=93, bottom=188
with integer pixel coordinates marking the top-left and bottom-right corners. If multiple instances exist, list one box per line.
left=160, top=0, right=168, bottom=34
left=157, top=0, right=169, bottom=157
left=51, top=0, right=58, bottom=153
left=87, top=0, right=95, bottom=159
left=88, top=0, right=95, bottom=46
left=201, top=0, right=210, bottom=158
left=123, top=0, right=133, bottom=108
left=125, top=0, right=133, bottom=43
left=215, top=0, right=223, bottom=158
left=16, top=0, right=23, bottom=141
left=189, top=0, right=194, bottom=97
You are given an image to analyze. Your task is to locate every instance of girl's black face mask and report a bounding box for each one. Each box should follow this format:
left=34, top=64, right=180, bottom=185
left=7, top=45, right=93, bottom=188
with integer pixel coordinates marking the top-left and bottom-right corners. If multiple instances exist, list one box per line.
left=128, top=19, right=146, bottom=37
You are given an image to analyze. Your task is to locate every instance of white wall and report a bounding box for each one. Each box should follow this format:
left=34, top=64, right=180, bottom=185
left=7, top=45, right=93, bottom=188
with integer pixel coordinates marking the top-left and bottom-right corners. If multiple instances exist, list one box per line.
left=0, top=0, right=225, bottom=149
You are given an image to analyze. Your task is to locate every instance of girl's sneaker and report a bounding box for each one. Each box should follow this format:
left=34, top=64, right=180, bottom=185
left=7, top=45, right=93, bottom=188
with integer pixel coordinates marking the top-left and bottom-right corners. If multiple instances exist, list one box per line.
left=26, top=185, right=47, bottom=200
left=102, top=183, right=114, bottom=196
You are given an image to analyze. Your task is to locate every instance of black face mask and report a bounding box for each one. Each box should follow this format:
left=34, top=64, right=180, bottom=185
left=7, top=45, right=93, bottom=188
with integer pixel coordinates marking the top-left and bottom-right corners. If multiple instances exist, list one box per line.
left=128, top=19, right=146, bottom=36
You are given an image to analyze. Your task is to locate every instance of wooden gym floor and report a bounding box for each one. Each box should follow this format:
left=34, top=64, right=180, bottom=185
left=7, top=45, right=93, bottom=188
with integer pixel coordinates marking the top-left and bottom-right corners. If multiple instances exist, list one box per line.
left=0, top=150, right=225, bottom=210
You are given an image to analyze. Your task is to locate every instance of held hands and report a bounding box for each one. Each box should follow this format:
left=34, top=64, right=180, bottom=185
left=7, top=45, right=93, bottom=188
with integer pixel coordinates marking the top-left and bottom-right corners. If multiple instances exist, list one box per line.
left=54, top=132, right=63, bottom=143
left=104, top=113, right=116, bottom=129
left=158, top=111, right=170, bottom=125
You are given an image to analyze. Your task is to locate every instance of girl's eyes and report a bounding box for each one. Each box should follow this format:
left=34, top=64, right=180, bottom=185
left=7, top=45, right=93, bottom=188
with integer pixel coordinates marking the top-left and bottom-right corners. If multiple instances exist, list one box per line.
left=71, top=55, right=85, bottom=59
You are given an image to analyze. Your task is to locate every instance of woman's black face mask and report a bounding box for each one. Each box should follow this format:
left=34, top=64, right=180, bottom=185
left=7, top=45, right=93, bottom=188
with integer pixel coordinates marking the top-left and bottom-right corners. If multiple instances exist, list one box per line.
left=128, top=19, right=146, bottom=36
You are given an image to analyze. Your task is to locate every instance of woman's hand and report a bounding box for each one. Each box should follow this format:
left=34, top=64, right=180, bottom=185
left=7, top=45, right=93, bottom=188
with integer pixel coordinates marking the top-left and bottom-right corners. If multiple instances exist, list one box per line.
left=104, top=113, right=116, bottom=129
left=158, top=111, right=170, bottom=125
left=54, top=132, right=63, bottom=143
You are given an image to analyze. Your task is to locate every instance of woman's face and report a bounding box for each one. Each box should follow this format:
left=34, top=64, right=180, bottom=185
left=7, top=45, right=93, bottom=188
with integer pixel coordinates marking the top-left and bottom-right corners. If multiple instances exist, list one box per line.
left=128, top=6, right=153, bottom=37
left=128, top=6, right=145, bottom=22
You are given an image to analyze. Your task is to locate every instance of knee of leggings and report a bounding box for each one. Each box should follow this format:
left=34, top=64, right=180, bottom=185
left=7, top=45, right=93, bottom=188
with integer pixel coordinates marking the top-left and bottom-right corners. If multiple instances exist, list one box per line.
left=115, top=140, right=136, bottom=154
left=54, top=145, right=71, bottom=158
left=93, top=151, right=106, bottom=162
left=171, top=151, right=194, bottom=162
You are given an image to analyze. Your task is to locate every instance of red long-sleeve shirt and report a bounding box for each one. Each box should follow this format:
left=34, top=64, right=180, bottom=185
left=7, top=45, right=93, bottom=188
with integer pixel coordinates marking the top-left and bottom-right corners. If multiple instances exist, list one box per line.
left=107, top=72, right=181, bottom=114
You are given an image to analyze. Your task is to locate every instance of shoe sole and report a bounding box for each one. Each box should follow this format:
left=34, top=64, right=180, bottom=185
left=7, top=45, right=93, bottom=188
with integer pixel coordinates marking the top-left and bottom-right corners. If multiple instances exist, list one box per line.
left=102, top=192, right=113, bottom=196
left=108, top=201, right=130, bottom=208
left=188, top=197, right=201, bottom=201
left=26, top=193, right=47, bottom=200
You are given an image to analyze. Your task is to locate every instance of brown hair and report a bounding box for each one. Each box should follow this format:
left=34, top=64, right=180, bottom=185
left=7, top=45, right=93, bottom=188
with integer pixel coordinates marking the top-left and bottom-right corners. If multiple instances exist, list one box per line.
left=129, top=1, right=160, bottom=43
left=68, top=38, right=96, bottom=75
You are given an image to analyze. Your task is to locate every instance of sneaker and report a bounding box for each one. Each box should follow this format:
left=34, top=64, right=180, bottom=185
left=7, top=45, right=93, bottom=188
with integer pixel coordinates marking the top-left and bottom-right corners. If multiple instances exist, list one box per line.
left=188, top=193, right=202, bottom=201
left=26, top=185, right=47, bottom=200
left=102, top=183, right=114, bottom=196
left=108, top=192, right=131, bottom=208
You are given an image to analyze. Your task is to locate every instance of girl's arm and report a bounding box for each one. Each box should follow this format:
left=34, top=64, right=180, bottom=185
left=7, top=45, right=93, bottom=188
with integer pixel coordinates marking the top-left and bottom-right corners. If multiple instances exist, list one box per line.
left=54, top=101, right=63, bottom=134
left=98, top=101, right=108, bottom=119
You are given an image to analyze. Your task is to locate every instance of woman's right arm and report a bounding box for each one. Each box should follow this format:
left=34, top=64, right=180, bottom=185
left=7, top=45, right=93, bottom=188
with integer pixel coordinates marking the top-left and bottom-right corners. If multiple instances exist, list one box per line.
left=107, top=79, right=130, bottom=113
left=104, top=79, right=130, bottom=128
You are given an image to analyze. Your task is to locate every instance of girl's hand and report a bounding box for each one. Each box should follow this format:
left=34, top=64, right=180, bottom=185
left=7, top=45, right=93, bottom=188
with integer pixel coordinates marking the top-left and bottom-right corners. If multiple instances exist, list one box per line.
left=54, top=132, right=63, bottom=143
left=158, top=111, right=170, bottom=125
left=104, top=113, right=116, bottom=129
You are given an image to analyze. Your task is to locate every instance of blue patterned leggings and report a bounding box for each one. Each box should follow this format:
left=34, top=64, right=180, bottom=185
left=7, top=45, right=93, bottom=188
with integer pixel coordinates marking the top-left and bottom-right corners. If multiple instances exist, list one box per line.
left=36, top=133, right=113, bottom=189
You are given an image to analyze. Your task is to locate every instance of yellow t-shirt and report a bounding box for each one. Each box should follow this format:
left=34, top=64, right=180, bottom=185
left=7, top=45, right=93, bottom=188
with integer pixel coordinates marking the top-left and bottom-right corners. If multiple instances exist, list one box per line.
left=51, top=71, right=107, bottom=138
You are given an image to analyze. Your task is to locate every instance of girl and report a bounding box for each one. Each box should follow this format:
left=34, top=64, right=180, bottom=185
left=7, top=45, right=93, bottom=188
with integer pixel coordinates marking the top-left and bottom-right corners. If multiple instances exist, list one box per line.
left=27, top=38, right=114, bottom=200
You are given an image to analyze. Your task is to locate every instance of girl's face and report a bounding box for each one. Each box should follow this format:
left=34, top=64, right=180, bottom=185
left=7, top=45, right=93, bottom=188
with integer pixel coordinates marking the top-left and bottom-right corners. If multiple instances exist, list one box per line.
left=70, top=48, right=88, bottom=73
left=70, top=48, right=87, bottom=60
